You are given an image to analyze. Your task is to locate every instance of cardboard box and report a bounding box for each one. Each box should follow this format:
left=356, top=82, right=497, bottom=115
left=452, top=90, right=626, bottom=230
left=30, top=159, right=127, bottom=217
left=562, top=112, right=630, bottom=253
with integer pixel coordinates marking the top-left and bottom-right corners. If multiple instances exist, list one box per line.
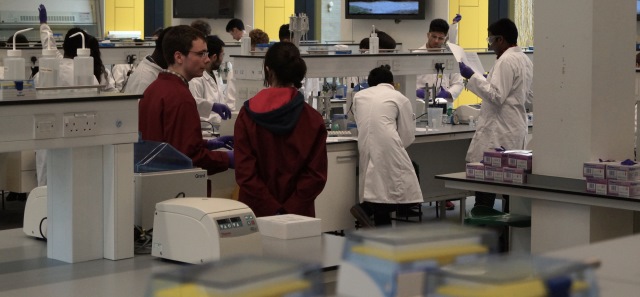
left=583, top=162, right=609, bottom=179
left=466, top=163, right=485, bottom=179
left=507, top=151, right=532, bottom=172
left=483, top=150, right=509, bottom=168
left=484, top=166, right=504, bottom=182
left=607, top=180, right=640, bottom=198
left=606, top=163, right=640, bottom=181
left=586, top=178, right=608, bottom=195
left=504, top=167, right=527, bottom=184
left=256, top=214, right=321, bottom=239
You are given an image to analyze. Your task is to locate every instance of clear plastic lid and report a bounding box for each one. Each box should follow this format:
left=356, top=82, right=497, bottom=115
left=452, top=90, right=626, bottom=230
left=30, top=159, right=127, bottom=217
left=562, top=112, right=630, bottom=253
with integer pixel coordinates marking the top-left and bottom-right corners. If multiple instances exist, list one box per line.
left=347, top=223, right=493, bottom=247
left=134, top=140, right=193, bottom=173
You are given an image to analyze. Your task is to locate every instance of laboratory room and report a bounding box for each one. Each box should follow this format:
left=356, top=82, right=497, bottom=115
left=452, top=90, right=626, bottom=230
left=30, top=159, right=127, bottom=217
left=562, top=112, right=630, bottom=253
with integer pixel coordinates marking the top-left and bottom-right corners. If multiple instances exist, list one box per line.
left=0, top=0, right=638, bottom=295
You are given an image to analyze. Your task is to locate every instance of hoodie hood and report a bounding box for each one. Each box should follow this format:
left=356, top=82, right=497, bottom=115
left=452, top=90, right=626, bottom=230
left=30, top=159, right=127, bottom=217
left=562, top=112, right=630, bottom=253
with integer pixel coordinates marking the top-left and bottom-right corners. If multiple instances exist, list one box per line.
left=244, top=87, right=305, bottom=135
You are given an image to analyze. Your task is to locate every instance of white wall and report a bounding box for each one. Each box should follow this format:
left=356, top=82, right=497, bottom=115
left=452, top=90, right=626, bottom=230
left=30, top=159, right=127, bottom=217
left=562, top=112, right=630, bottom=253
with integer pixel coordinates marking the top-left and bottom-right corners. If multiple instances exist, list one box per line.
left=171, top=0, right=253, bottom=44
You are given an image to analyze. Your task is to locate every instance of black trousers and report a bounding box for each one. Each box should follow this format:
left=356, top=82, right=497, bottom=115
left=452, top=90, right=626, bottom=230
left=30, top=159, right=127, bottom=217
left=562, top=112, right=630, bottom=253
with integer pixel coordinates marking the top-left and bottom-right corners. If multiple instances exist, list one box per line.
left=360, top=202, right=415, bottom=226
left=474, top=191, right=509, bottom=212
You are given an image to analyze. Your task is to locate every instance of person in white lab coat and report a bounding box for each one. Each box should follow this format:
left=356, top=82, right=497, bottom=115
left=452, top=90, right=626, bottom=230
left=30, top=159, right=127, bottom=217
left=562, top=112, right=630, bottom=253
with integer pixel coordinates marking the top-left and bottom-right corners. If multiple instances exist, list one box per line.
left=123, top=27, right=172, bottom=94
left=349, top=66, right=423, bottom=227
left=189, top=35, right=235, bottom=126
left=415, top=17, right=464, bottom=104
left=459, top=18, right=533, bottom=207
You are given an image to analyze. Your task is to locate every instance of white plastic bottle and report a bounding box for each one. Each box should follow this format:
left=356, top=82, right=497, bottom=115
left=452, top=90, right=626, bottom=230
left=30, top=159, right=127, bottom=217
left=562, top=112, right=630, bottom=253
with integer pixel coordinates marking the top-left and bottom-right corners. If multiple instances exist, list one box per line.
left=3, top=28, right=33, bottom=80
left=368, top=25, right=379, bottom=54
left=240, top=26, right=251, bottom=55
left=70, top=32, right=94, bottom=86
left=37, top=31, right=59, bottom=88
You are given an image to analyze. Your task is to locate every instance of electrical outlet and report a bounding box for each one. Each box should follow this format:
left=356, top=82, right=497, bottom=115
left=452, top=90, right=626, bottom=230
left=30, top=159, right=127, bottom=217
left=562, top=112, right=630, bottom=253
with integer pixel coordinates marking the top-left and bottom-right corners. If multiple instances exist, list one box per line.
left=445, top=58, right=456, bottom=71
left=433, top=59, right=445, bottom=70
left=34, top=114, right=57, bottom=139
left=63, top=112, right=98, bottom=137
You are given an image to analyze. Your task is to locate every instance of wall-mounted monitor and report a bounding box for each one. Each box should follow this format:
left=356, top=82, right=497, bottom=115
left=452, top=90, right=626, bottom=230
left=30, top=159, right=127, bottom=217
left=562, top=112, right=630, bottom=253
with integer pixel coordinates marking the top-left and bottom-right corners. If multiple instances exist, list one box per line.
left=345, top=0, right=425, bottom=20
left=173, top=0, right=235, bottom=19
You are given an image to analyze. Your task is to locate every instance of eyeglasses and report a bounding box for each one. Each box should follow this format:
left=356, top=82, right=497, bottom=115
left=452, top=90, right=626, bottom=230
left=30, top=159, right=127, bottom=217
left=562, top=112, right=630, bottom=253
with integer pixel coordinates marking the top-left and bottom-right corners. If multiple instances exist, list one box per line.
left=188, top=50, right=209, bottom=58
left=486, top=35, right=501, bottom=44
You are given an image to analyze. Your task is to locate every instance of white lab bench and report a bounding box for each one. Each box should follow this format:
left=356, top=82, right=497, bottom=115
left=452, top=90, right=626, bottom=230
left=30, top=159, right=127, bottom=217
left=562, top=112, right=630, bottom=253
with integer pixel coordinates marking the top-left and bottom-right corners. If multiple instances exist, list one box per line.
left=0, top=91, right=139, bottom=263
left=0, top=227, right=345, bottom=297
left=436, top=172, right=640, bottom=253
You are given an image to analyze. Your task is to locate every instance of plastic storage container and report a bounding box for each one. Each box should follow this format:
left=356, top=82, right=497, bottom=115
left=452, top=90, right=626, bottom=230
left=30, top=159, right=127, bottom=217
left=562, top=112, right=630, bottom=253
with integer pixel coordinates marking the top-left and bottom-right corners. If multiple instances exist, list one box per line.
left=427, top=254, right=599, bottom=297
left=145, top=255, right=324, bottom=297
left=3, top=28, right=33, bottom=81
left=69, top=32, right=94, bottom=86
left=336, top=224, right=496, bottom=297
left=240, top=30, right=251, bottom=55
left=37, top=37, right=60, bottom=88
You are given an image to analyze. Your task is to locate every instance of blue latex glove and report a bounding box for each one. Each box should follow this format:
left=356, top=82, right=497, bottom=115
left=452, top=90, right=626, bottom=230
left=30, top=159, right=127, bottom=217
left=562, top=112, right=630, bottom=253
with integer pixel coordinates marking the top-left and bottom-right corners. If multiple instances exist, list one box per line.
left=453, top=14, right=462, bottom=24
left=38, top=4, right=47, bottom=24
left=206, top=139, right=225, bottom=150
left=459, top=62, right=475, bottom=79
left=212, top=103, right=232, bottom=120
left=226, top=150, right=235, bottom=169
left=217, top=135, right=234, bottom=149
left=436, top=86, right=452, bottom=99
left=416, top=88, right=425, bottom=99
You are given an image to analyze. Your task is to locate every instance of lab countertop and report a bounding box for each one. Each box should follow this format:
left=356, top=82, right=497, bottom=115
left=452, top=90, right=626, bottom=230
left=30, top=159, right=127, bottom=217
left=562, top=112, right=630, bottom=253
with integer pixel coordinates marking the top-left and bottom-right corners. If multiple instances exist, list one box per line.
left=0, top=91, right=142, bottom=106
left=325, top=123, right=483, bottom=145
left=0, top=228, right=345, bottom=297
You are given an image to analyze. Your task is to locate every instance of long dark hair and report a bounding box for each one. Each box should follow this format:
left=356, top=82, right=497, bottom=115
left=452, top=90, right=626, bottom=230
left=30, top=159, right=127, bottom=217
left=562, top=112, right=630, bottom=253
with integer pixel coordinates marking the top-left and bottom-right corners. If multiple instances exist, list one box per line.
left=263, top=42, right=306, bottom=88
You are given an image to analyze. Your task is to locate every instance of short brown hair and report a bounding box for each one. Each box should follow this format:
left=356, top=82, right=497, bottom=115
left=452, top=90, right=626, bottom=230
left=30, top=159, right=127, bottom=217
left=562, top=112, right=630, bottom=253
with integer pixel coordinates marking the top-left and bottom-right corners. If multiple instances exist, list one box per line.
left=249, top=29, right=270, bottom=47
left=162, top=25, right=206, bottom=66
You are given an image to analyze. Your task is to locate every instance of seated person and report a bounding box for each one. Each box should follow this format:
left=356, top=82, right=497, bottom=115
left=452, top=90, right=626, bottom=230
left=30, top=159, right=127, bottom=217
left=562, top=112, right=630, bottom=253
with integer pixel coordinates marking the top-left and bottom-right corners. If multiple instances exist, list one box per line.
left=249, top=29, right=269, bottom=51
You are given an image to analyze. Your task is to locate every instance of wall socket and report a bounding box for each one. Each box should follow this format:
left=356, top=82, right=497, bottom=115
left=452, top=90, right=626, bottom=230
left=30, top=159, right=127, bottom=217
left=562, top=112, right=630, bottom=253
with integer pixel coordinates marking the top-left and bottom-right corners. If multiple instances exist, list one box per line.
left=63, top=112, right=98, bottom=137
left=34, top=114, right=58, bottom=139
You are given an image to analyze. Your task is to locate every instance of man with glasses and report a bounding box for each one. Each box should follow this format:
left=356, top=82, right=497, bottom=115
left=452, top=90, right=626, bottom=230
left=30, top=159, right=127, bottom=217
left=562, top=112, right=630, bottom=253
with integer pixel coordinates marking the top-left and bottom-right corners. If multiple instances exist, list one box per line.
left=459, top=18, right=533, bottom=208
left=189, top=35, right=235, bottom=127
left=415, top=17, right=464, bottom=211
left=139, top=25, right=234, bottom=176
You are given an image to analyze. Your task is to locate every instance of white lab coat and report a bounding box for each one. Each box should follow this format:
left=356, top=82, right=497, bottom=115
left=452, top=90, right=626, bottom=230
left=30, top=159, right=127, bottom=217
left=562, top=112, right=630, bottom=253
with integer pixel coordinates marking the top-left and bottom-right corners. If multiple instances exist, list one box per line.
left=123, top=56, right=163, bottom=94
left=465, top=46, right=533, bottom=162
left=415, top=44, right=464, bottom=100
left=189, top=70, right=235, bottom=125
left=353, top=83, right=423, bottom=204
left=111, top=63, right=136, bottom=92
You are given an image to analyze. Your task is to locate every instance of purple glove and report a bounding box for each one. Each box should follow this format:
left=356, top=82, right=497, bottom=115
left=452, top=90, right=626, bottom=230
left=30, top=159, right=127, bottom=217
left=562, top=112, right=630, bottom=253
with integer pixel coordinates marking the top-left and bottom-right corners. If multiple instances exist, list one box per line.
left=217, top=135, right=234, bottom=149
left=436, top=86, right=452, bottom=99
left=206, top=139, right=226, bottom=150
left=212, top=103, right=232, bottom=120
left=226, top=150, right=235, bottom=169
left=483, top=72, right=488, bottom=78
left=38, top=4, right=47, bottom=24
left=459, top=62, right=475, bottom=79
left=416, top=88, right=425, bottom=99
left=453, top=14, right=462, bottom=24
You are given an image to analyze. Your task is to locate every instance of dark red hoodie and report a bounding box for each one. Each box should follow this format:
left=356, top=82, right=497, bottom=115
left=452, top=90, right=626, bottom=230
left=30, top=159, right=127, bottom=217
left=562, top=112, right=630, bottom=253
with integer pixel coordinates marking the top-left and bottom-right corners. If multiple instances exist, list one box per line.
left=234, top=87, right=328, bottom=217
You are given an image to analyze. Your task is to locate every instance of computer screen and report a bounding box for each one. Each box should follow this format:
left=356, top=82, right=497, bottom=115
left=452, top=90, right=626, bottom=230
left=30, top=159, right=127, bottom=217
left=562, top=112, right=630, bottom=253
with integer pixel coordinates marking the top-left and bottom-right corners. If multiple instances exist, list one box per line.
left=345, top=0, right=426, bottom=20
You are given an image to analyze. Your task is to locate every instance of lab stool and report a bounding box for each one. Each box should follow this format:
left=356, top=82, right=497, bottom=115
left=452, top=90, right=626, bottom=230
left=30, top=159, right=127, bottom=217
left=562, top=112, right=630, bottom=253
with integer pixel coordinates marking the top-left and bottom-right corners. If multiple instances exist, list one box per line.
left=464, top=205, right=531, bottom=252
